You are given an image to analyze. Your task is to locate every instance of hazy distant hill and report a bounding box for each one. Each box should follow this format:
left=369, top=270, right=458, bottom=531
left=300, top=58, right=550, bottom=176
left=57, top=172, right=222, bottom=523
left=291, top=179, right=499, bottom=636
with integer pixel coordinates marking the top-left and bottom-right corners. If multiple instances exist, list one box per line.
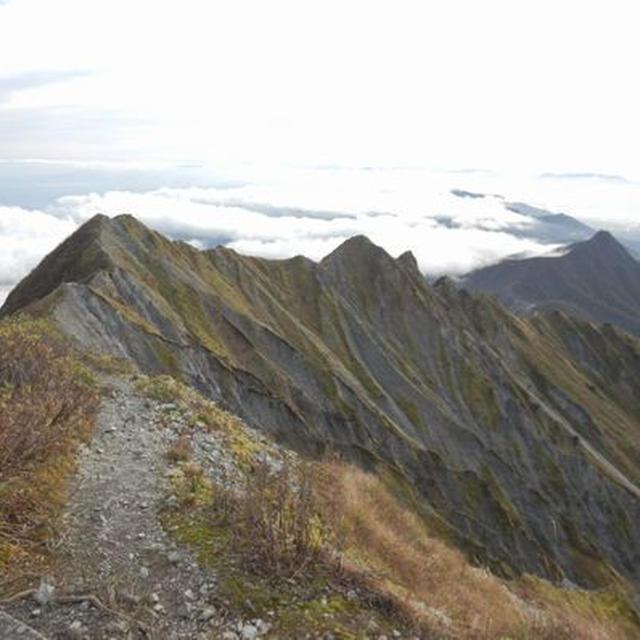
left=449, top=190, right=597, bottom=246
left=463, top=230, right=640, bottom=336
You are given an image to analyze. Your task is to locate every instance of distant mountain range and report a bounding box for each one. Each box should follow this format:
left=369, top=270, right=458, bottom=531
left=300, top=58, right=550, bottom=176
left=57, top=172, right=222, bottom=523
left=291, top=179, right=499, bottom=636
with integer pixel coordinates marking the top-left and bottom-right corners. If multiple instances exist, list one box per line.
left=2, top=214, right=640, bottom=594
left=449, top=189, right=640, bottom=257
left=502, top=201, right=595, bottom=244
left=463, top=230, right=640, bottom=337
left=539, top=172, right=629, bottom=183
left=449, top=189, right=596, bottom=244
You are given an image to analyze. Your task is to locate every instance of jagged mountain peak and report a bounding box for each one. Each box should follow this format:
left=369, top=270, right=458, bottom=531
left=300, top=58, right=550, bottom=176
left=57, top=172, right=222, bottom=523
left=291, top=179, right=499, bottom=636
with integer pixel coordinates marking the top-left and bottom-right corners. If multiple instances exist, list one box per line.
left=574, top=229, right=620, bottom=249
left=569, top=229, right=634, bottom=262
left=590, top=229, right=616, bottom=244
left=0, top=213, right=116, bottom=317
left=433, top=274, right=457, bottom=293
left=83, top=211, right=110, bottom=228
left=320, top=234, right=393, bottom=267
left=395, top=249, right=420, bottom=274
left=78, top=212, right=143, bottom=237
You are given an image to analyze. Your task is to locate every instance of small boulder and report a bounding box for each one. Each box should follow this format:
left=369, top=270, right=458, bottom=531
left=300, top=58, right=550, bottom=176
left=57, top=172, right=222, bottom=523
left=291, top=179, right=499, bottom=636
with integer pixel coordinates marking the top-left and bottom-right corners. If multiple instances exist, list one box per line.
left=33, top=578, right=55, bottom=605
left=240, top=623, right=258, bottom=640
left=255, top=619, right=271, bottom=635
left=67, top=620, right=84, bottom=640
left=199, top=606, right=217, bottom=622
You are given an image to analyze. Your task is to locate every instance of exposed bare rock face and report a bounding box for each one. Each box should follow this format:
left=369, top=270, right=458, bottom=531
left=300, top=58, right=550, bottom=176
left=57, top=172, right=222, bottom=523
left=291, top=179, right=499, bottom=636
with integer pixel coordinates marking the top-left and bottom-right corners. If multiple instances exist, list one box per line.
left=3, top=214, right=640, bottom=594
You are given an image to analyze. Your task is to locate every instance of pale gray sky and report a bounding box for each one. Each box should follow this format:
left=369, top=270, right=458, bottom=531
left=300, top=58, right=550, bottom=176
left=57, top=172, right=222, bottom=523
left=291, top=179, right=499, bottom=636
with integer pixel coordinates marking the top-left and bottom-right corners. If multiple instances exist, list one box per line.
left=1, top=0, right=639, bottom=176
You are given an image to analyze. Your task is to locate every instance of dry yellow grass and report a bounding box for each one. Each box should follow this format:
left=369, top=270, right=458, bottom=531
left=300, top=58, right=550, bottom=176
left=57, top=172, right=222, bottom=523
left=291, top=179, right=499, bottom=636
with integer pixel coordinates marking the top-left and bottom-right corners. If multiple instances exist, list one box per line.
left=314, top=462, right=640, bottom=639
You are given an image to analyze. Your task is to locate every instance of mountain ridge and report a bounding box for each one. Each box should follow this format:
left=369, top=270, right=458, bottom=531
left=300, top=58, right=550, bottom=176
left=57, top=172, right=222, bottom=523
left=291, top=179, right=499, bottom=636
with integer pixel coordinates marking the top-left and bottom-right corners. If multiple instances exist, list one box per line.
left=3, top=214, right=640, bottom=596
left=463, top=230, right=640, bottom=336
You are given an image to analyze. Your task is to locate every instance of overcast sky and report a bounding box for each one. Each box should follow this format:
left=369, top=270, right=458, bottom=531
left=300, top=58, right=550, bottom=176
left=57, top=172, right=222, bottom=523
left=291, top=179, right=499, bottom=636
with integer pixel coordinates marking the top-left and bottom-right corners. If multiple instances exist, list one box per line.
left=1, top=0, right=639, bottom=302
left=2, top=0, right=639, bottom=174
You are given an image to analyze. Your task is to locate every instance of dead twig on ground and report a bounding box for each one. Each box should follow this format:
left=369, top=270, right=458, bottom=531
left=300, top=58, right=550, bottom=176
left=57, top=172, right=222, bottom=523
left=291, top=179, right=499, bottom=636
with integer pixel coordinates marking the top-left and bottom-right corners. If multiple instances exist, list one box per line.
left=0, top=589, right=151, bottom=636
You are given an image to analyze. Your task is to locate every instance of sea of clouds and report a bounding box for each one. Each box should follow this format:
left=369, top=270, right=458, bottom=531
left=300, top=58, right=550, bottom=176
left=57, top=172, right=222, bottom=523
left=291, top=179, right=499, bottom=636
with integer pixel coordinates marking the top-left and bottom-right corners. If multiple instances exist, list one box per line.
left=1, top=164, right=639, bottom=305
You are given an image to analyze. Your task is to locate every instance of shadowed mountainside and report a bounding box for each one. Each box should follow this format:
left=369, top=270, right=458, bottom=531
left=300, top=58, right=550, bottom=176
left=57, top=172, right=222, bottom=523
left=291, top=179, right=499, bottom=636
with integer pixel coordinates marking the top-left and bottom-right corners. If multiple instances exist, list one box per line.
left=463, top=230, right=640, bottom=336
left=2, top=214, right=640, bottom=595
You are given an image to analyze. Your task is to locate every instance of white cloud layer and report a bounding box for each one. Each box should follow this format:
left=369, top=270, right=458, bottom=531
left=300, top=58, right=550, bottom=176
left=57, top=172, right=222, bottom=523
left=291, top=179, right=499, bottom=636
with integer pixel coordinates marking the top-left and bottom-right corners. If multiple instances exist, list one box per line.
left=0, top=168, right=581, bottom=305
left=3, top=166, right=639, bottom=307
left=0, top=206, right=75, bottom=293
left=48, top=171, right=558, bottom=274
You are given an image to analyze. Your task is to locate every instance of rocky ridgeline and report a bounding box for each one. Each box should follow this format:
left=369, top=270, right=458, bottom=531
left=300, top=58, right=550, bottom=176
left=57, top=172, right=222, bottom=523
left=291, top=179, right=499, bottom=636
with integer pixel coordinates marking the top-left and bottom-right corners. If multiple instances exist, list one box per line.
left=2, top=214, right=638, bottom=590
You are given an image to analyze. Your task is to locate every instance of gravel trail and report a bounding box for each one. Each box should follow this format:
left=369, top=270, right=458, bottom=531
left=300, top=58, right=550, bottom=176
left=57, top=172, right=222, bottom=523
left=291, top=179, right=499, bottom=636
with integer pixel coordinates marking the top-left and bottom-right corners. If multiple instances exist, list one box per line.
left=2, top=376, right=232, bottom=639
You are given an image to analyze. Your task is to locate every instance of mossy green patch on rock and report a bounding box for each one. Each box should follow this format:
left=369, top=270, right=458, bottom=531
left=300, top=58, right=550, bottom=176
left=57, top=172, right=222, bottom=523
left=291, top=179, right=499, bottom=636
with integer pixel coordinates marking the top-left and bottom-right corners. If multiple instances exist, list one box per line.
left=162, top=507, right=229, bottom=566
left=459, top=360, right=501, bottom=431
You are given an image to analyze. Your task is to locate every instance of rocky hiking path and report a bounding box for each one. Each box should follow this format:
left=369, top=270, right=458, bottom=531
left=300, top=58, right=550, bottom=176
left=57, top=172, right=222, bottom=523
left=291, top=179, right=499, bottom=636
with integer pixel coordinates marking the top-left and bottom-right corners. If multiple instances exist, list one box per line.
left=1, top=376, right=273, bottom=640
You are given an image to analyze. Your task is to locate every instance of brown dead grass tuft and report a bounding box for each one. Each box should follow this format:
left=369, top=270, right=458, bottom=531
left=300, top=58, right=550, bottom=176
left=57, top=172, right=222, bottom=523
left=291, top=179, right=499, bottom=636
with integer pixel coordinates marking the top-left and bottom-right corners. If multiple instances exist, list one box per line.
left=313, top=462, right=522, bottom=636
left=166, top=433, right=192, bottom=462
left=0, top=315, right=99, bottom=581
left=208, top=460, right=333, bottom=580
left=238, top=461, right=330, bottom=578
